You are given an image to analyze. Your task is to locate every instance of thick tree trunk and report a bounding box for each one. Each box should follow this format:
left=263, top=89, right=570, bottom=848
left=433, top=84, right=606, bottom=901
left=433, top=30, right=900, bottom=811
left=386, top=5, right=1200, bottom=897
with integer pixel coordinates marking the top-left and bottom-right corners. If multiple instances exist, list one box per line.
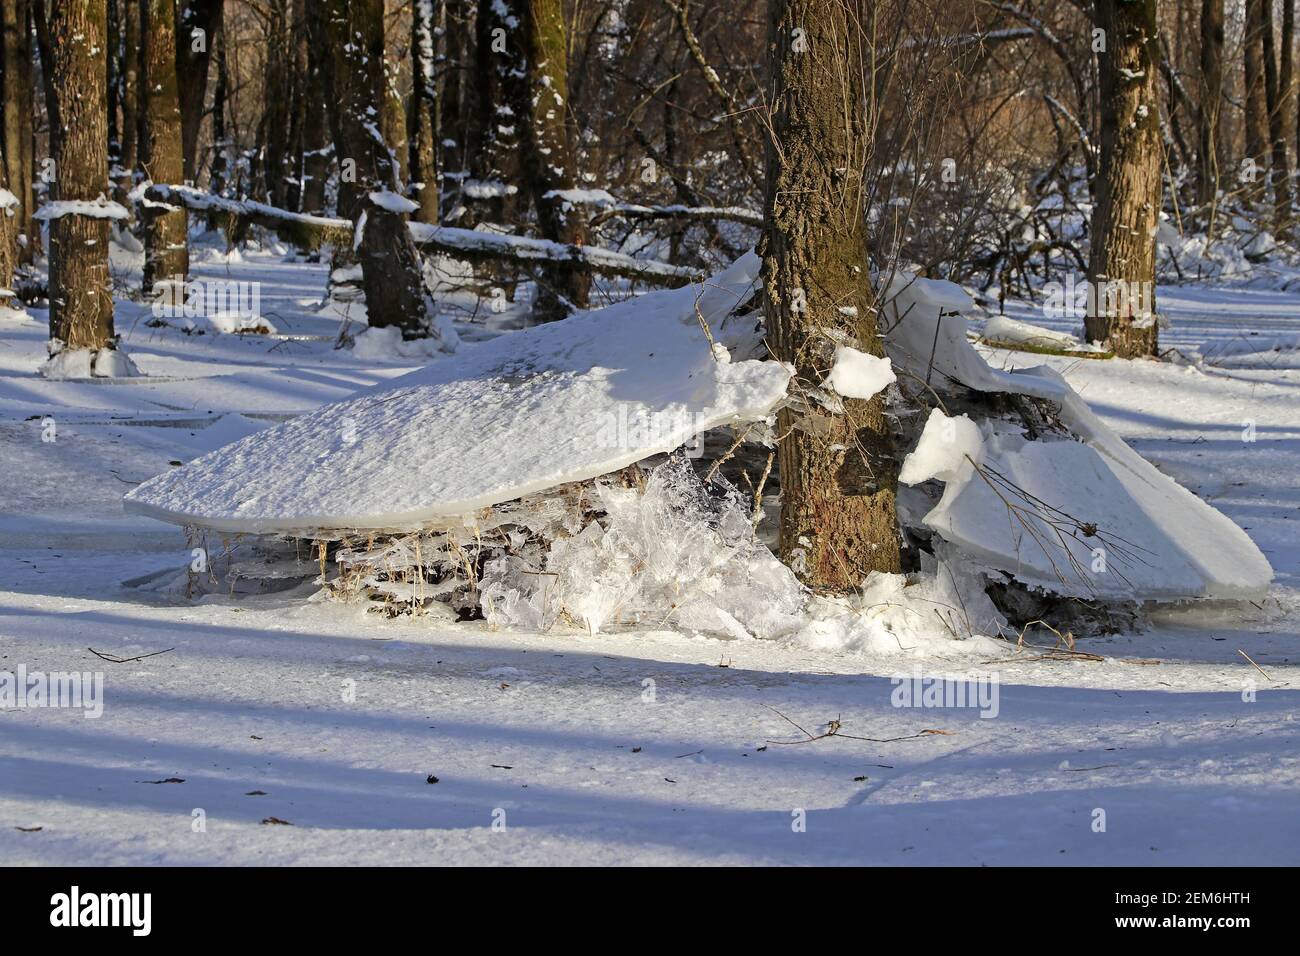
left=140, top=0, right=189, bottom=294
left=46, top=0, right=118, bottom=354
left=760, top=0, right=901, bottom=590
left=1264, top=0, right=1294, bottom=236
left=409, top=0, right=441, bottom=223
left=315, top=0, right=441, bottom=340
left=513, top=0, right=589, bottom=319
left=470, top=0, right=523, bottom=225
left=207, top=2, right=228, bottom=198
left=1244, top=0, right=1270, bottom=192
left=1, top=0, right=38, bottom=262
left=175, top=0, right=220, bottom=183
left=1196, top=0, right=1223, bottom=219
left=1086, top=0, right=1161, bottom=359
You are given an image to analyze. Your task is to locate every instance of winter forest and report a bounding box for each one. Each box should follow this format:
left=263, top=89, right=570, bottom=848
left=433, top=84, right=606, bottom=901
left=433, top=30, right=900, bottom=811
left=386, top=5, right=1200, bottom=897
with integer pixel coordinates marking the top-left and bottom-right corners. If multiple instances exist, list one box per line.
left=0, top=0, right=1297, bottom=872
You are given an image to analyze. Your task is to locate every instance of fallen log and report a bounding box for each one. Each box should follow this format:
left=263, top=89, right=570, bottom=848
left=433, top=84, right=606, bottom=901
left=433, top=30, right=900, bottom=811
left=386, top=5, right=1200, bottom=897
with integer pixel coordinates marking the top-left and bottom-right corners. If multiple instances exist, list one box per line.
left=144, top=184, right=705, bottom=285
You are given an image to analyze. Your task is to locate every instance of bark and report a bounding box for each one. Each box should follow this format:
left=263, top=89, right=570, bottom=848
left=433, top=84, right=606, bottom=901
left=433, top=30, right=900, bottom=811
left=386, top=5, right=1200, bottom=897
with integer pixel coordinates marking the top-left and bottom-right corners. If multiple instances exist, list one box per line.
left=1, top=0, right=38, bottom=262
left=1244, top=0, right=1270, bottom=188
left=208, top=2, right=228, bottom=197
left=260, top=0, right=292, bottom=207
left=297, top=1, right=329, bottom=214
left=440, top=0, right=474, bottom=176
left=46, top=0, right=117, bottom=352
left=1086, top=0, right=1161, bottom=359
left=0, top=157, right=16, bottom=302
left=140, top=0, right=189, bottom=294
left=1264, top=0, right=1294, bottom=236
left=409, top=0, right=441, bottom=223
left=760, top=0, right=901, bottom=590
left=315, top=0, right=435, bottom=338
left=175, top=0, right=221, bottom=182
left=470, top=0, right=523, bottom=224
left=499, top=0, right=590, bottom=319
left=1195, top=0, right=1223, bottom=216
left=119, top=0, right=138, bottom=194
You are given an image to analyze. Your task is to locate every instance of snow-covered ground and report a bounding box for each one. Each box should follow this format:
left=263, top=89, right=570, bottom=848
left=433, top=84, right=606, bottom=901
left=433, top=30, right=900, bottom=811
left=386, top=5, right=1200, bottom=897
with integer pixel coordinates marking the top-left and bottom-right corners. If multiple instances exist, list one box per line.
left=1, top=244, right=1297, bottom=865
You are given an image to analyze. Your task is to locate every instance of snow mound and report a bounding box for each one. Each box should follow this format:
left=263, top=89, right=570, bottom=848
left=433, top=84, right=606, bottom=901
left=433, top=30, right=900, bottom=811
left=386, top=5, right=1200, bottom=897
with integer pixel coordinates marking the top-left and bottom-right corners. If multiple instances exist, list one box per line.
left=827, top=346, right=896, bottom=399
left=40, top=346, right=141, bottom=380
left=882, top=273, right=1273, bottom=602
left=481, top=456, right=806, bottom=638
left=125, top=253, right=791, bottom=534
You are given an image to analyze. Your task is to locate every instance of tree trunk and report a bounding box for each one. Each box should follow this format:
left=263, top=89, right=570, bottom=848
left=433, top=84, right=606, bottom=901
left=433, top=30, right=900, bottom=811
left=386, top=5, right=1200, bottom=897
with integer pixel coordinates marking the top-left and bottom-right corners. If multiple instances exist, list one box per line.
left=440, top=0, right=474, bottom=177
left=315, top=0, right=442, bottom=340
left=2, top=0, right=38, bottom=262
left=208, top=1, right=228, bottom=198
left=261, top=0, right=292, bottom=208
left=175, top=0, right=221, bottom=183
left=140, top=0, right=189, bottom=295
left=1244, top=0, right=1270, bottom=192
left=470, top=0, right=523, bottom=225
left=46, top=0, right=118, bottom=355
left=1087, top=0, right=1161, bottom=359
left=1264, top=0, right=1294, bottom=236
left=0, top=156, right=16, bottom=304
left=298, top=1, right=329, bottom=214
left=497, top=0, right=589, bottom=319
left=760, top=0, right=901, bottom=590
left=1196, top=0, right=1223, bottom=220
left=409, top=0, right=441, bottom=223
left=118, top=0, right=138, bottom=196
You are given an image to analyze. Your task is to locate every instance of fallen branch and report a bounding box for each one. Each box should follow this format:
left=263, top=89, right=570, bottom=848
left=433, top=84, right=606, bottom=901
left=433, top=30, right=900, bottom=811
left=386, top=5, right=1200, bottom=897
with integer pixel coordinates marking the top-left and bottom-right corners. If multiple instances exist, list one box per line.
left=88, top=646, right=175, bottom=664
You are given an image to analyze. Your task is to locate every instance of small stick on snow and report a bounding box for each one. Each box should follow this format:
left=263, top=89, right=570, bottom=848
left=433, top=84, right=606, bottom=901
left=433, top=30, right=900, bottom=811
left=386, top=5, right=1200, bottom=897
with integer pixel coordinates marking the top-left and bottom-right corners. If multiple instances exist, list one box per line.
left=88, top=647, right=175, bottom=664
left=1238, top=649, right=1274, bottom=682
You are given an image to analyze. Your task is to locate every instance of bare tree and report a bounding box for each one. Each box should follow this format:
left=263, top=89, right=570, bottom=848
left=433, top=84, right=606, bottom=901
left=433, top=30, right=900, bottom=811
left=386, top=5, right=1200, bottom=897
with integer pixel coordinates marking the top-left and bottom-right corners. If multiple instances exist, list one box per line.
left=761, top=0, right=901, bottom=589
left=140, top=0, right=189, bottom=295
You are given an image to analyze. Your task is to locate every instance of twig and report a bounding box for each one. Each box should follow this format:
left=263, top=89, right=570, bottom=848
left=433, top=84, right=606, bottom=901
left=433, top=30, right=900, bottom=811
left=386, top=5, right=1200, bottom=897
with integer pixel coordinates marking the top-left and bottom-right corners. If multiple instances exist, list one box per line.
left=88, top=647, right=175, bottom=664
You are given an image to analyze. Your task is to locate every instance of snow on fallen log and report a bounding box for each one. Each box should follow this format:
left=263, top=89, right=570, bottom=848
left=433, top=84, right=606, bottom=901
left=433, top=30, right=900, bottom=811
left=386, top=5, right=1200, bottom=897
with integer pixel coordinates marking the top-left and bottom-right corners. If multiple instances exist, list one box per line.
left=884, top=273, right=1272, bottom=603
left=144, top=184, right=702, bottom=284
left=32, top=196, right=130, bottom=221
left=124, top=252, right=789, bottom=536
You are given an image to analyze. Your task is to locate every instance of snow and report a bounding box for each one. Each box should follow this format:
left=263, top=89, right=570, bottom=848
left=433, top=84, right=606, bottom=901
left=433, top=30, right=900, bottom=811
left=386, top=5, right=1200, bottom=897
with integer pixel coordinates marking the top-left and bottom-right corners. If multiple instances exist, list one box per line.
left=881, top=272, right=1272, bottom=602
left=368, top=190, right=419, bottom=215
left=33, top=196, right=130, bottom=221
left=826, top=346, right=896, bottom=399
left=40, top=346, right=142, bottom=380
left=124, top=253, right=791, bottom=534
left=898, top=409, right=984, bottom=484
left=2, top=242, right=1299, bottom=865
left=979, top=314, right=1096, bottom=353
left=0, top=188, right=17, bottom=211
